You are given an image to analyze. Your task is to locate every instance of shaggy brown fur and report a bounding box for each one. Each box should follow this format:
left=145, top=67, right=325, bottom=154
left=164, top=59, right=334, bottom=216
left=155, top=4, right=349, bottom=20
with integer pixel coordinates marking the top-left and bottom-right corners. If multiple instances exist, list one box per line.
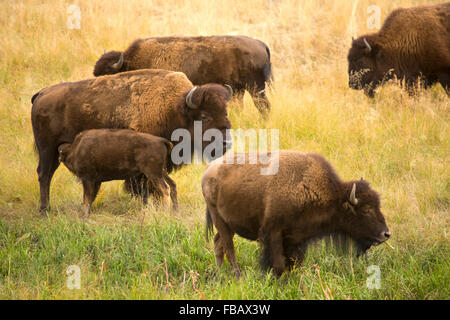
left=202, top=151, right=390, bottom=278
left=94, top=36, right=272, bottom=114
left=348, top=3, right=450, bottom=97
left=58, top=129, right=177, bottom=217
left=31, top=69, right=232, bottom=212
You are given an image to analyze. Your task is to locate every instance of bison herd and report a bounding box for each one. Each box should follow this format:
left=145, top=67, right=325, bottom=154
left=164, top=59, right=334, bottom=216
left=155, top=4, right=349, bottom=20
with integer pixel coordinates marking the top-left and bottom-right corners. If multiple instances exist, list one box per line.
left=30, top=3, right=448, bottom=277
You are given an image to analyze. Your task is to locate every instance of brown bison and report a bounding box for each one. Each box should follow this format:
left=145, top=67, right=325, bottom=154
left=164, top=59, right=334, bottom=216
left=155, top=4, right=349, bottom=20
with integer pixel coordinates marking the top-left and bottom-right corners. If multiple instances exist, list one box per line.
left=348, top=3, right=450, bottom=97
left=202, top=151, right=390, bottom=278
left=31, top=69, right=232, bottom=213
left=93, top=36, right=272, bottom=113
left=58, top=129, right=177, bottom=217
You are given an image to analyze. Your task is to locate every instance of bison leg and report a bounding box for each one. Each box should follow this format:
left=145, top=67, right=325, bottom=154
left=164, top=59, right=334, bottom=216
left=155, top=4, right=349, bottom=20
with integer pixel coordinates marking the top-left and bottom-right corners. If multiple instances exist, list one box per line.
left=164, top=173, right=178, bottom=211
left=249, top=88, right=271, bottom=115
left=209, top=206, right=240, bottom=278
left=231, top=89, right=245, bottom=110
left=436, top=71, right=450, bottom=96
left=36, top=146, right=60, bottom=213
left=284, top=242, right=307, bottom=270
left=145, top=175, right=170, bottom=209
left=213, top=233, right=225, bottom=267
left=81, top=180, right=101, bottom=218
left=260, top=227, right=285, bottom=277
left=124, top=175, right=149, bottom=198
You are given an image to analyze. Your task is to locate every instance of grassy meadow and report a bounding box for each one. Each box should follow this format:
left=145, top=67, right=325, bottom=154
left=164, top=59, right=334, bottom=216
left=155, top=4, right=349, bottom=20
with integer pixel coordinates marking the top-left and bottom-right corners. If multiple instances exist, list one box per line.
left=0, top=0, right=449, bottom=299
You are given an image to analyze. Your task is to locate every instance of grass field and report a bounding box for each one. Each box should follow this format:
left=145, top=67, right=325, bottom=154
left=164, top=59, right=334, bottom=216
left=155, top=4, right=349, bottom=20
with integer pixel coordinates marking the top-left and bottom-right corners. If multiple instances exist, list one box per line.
left=0, top=0, right=448, bottom=299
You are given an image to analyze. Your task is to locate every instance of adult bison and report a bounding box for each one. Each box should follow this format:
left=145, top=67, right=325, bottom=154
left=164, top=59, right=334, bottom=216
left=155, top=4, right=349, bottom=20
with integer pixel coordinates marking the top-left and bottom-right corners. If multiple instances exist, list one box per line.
left=202, top=151, right=390, bottom=278
left=93, top=36, right=272, bottom=114
left=348, top=3, right=450, bottom=97
left=31, top=69, right=232, bottom=213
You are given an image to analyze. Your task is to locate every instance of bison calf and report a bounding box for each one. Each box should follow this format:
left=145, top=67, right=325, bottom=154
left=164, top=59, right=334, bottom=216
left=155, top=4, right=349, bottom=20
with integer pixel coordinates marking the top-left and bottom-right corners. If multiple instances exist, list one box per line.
left=58, top=129, right=177, bottom=217
left=202, top=151, right=390, bottom=278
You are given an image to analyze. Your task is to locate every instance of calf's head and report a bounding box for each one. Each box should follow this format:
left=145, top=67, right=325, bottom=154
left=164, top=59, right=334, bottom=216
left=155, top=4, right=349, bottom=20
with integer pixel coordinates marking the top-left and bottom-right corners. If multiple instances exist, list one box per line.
left=340, top=179, right=390, bottom=255
left=183, top=84, right=233, bottom=159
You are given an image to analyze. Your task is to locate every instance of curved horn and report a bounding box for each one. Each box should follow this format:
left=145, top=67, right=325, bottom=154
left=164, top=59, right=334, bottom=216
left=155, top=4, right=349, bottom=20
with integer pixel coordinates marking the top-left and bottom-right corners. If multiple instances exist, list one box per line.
left=363, top=38, right=372, bottom=53
left=224, top=84, right=233, bottom=100
left=111, top=52, right=124, bottom=71
left=186, top=86, right=199, bottom=109
left=350, top=183, right=358, bottom=205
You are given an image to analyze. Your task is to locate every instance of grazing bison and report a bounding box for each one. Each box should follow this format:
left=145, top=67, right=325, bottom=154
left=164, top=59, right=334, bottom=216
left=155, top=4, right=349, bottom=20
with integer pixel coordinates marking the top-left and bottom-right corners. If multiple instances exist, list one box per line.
left=93, top=36, right=272, bottom=114
left=348, top=3, right=450, bottom=97
left=202, top=151, right=390, bottom=278
left=58, top=129, right=177, bottom=217
left=31, top=69, right=232, bottom=213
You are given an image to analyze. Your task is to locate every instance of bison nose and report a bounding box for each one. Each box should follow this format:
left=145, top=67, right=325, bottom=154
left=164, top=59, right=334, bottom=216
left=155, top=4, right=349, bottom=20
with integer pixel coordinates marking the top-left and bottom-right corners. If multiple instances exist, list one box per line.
left=384, top=231, right=391, bottom=239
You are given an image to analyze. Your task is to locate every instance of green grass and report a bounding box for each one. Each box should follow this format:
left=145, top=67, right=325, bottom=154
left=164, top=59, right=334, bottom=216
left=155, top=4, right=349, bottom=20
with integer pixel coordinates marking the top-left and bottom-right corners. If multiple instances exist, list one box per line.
left=1, top=214, right=448, bottom=299
left=0, top=0, right=449, bottom=299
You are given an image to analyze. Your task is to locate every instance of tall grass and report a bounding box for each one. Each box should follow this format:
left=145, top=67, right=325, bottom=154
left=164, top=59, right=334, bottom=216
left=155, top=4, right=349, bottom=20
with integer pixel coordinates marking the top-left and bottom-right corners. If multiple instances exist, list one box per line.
left=0, top=0, right=448, bottom=299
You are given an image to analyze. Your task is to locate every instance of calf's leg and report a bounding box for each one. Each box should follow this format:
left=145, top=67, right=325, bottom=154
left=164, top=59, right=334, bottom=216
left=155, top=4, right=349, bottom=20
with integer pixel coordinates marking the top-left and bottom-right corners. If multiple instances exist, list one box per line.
left=164, top=173, right=178, bottom=210
left=82, top=180, right=101, bottom=218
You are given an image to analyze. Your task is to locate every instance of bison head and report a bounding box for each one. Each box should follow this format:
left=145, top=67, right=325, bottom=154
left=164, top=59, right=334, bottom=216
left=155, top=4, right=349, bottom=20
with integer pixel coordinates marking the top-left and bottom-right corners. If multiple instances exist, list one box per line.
left=340, top=179, right=390, bottom=256
left=183, top=84, right=233, bottom=160
left=93, top=51, right=124, bottom=76
left=347, top=37, right=389, bottom=97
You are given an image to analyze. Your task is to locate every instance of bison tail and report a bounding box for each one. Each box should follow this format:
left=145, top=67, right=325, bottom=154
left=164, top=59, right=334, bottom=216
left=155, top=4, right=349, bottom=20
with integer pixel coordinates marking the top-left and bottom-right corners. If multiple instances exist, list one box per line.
left=205, top=206, right=214, bottom=241
left=263, top=46, right=273, bottom=85
left=31, top=90, right=41, bottom=104
left=162, top=139, right=174, bottom=174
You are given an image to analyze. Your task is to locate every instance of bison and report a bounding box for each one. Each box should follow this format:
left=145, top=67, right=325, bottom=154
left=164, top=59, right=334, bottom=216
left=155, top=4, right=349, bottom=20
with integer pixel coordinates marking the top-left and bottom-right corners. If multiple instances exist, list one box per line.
left=31, top=69, right=232, bottom=213
left=93, top=36, right=272, bottom=114
left=202, top=151, right=390, bottom=278
left=58, top=129, right=177, bottom=217
left=348, top=3, right=450, bottom=97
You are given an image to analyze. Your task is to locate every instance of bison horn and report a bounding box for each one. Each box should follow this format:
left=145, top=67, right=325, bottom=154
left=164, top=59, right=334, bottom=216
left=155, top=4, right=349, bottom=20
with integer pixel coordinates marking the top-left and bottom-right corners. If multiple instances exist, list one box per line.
left=111, top=52, right=124, bottom=71
left=224, top=84, right=233, bottom=100
left=363, top=38, right=372, bottom=53
left=186, top=86, right=199, bottom=109
left=350, top=183, right=358, bottom=205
